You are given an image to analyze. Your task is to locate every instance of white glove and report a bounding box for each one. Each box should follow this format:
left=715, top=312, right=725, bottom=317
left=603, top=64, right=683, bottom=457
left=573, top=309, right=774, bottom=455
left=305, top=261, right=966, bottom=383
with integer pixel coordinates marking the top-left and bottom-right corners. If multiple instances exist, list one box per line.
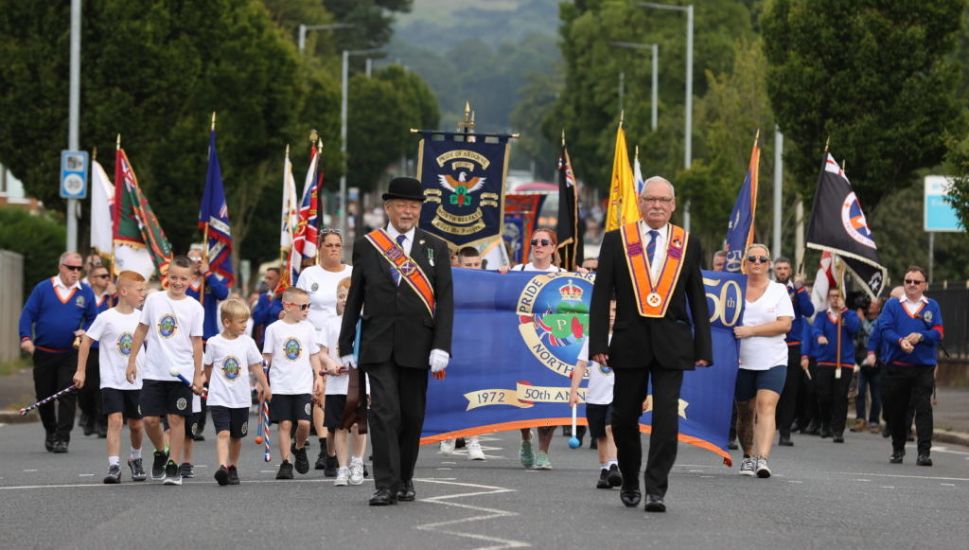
left=429, top=349, right=449, bottom=373
left=341, top=354, right=357, bottom=370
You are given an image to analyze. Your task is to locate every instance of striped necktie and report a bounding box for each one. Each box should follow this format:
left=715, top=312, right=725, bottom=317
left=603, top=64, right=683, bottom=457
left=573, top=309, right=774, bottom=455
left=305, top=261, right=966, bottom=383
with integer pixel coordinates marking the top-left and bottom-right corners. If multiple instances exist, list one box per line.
left=392, top=234, right=407, bottom=285
left=646, top=229, right=659, bottom=265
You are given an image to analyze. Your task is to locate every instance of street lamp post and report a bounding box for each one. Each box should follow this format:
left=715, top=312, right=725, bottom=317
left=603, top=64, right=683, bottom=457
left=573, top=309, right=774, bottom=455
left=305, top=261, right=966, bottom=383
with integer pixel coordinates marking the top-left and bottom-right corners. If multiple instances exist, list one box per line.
left=638, top=2, right=693, bottom=231
left=340, top=48, right=383, bottom=238
left=610, top=41, right=659, bottom=131
left=298, top=23, right=354, bottom=54
left=66, top=0, right=82, bottom=252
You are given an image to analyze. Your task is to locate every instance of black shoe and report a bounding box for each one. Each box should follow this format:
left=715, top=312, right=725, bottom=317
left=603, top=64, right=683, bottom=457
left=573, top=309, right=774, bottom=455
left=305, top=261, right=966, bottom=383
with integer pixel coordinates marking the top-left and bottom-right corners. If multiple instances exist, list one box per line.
left=778, top=434, right=794, bottom=447
left=644, top=494, right=666, bottom=513
left=151, top=450, right=168, bottom=480
left=805, top=421, right=820, bottom=435
left=45, top=433, right=55, bottom=452
left=916, top=454, right=933, bottom=467
left=83, top=420, right=95, bottom=437
left=215, top=465, right=230, bottom=486
left=370, top=488, right=398, bottom=506
left=363, top=464, right=369, bottom=478
left=179, top=462, right=195, bottom=478
left=103, top=464, right=122, bottom=484
left=455, top=437, right=466, bottom=449
left=52, top=440, right=68, bottom=453
left=607, top=464, right=623, bottom=487
left=820, top=427, right=832, bottom=439
left=620, top=486, right=642, bottom=508
left=192, top=433, right=205, bottom=442
left=228, top=465, right=240, bottom=485
left=96, top=422, right=108, bottom=438
left=163, top=460, right=182, bottom=486
left=294, top=446, right=310, bottom=475
left=315, top=451, right=327, bottom=470
left=790, top=420, right=801, bottom=433
left=128, top=458, right=147, bottom=481
left=324, top=454, right=338, bottom=478
left=276, top=460, right=294, bottom=480
left=881, top=426, right=890, bottom=438
left=589, top=438, right=598, bottom=450
left=889, top=451, right=904, bottom=464
left=397, top=479, right=416, bottom=502
left=596, top=469, right=611, bottom=489
left=727, top=440, right=739, bottom=450
left=832, top=433, right=845, bottom=443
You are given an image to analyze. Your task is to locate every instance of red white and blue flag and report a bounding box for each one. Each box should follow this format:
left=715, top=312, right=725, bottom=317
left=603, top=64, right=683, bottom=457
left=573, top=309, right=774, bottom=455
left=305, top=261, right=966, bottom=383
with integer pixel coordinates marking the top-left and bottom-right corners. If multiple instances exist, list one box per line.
left=288, top=143, right=322, bottom=284
left=198, top=129, right=234, bottom=286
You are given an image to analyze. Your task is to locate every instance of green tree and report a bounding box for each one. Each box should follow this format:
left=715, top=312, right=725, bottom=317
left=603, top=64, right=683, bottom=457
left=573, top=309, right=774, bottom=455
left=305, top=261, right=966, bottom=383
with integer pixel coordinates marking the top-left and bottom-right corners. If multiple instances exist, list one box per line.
left=762, top=0, right=964, bottom=209
left=0, top=208, right=66, bottom=298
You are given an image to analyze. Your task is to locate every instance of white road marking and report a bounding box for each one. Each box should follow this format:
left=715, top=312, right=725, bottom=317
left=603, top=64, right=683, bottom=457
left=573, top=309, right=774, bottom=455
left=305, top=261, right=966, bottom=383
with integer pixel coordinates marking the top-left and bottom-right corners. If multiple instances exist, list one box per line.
left=442, top=461, right=457, bottom=465
left=437, top=467, right=453, bottom=471
left=834, top=472, right=969, bottom=482
left=416, top=478, right=529, bottom=549
left=194, top=464, right=208, bottom=468
left=856, top=479, right=871, bottom=482
left=689, top=469, right=703, bottom=473
left=787, top=480, right=802, bottom=484
left=881, top=485, right=895, bottom=489
left=931, top=446, right=969, bottom=456
left=941, top=483, right=955, bottom=487
left=79, top=474, right=94, bottom=477
left=700, top=475, right=713, bottom=479
left=23, top=469, right=37, bottom=473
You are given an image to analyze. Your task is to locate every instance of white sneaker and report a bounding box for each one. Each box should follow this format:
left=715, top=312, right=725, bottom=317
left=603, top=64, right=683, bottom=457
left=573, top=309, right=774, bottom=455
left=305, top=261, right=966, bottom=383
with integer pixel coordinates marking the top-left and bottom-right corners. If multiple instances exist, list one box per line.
left=334, top=467, right=349, bottom=487
left=439, top=439, right=455, bottom=455
left=755, top=457, right=772, bottom=479
left=348, top=461, right=364, bottom=485
left=739, top=457, right=755, bottom=477
left=467, top=439, right=485, bottom=461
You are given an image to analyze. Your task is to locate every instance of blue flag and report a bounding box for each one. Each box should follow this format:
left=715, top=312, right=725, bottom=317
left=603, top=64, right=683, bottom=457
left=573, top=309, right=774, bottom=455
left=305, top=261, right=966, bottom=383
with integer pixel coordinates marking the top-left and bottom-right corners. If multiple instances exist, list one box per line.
left=421, top=269, right=746, bottom=466
left=723, top=140, right=760, bottom=272
left=198, top=129, right=233, bottom=286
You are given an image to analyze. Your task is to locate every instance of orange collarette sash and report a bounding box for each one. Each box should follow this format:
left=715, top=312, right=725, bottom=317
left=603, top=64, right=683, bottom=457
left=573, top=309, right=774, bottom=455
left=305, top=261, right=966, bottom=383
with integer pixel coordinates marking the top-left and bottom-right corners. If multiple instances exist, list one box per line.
left=366, top=229, right=436, bottom=317
left=619, top=222, right=689, bottom=318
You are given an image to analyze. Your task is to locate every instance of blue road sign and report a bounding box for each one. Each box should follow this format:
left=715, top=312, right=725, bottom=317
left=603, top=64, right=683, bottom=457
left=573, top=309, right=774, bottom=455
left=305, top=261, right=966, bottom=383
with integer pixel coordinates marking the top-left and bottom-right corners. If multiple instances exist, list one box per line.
left=924, top=176, right=964, bottom=232
left=60, top=150, right=89, bottom=200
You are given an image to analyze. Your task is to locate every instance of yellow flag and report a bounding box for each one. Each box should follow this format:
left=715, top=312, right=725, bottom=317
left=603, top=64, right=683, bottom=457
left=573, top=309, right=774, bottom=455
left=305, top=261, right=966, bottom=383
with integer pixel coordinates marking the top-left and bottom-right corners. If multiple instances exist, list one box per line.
left=605, top=124, right=638, bottom=231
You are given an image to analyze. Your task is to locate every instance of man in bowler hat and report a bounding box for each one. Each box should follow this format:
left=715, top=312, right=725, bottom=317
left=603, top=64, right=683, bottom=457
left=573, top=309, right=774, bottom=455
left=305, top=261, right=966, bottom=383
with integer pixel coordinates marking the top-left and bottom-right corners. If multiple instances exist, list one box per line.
left=339, top=176, right=454, bottom=506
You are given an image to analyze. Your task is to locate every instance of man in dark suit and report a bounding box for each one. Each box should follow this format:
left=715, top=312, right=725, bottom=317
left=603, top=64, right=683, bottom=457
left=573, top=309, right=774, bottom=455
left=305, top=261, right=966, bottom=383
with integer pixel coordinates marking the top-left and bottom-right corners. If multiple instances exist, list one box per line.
left=590, top=176, right=712, bottom=513
left=339, top=176, right=454, bottom=506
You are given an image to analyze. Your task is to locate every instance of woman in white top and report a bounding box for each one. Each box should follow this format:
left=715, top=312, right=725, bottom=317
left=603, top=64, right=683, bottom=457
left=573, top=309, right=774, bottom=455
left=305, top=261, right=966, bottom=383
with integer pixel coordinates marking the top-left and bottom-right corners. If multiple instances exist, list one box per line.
left=296, top=229, right=353, bottom=473
left=733, top=244, right=794, bottom=479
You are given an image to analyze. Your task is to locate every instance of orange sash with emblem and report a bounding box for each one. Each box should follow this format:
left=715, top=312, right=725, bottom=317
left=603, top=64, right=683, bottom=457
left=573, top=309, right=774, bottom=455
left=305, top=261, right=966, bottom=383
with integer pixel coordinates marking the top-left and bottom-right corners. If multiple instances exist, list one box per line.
left=619, top=222, right=689, bottom=318
left=365, top=229, right=436, bottom=317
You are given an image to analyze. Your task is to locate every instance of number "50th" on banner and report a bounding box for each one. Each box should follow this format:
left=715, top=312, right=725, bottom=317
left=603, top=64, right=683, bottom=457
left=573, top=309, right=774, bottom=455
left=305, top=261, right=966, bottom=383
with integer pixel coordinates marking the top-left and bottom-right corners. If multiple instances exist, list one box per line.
left=702, top=277, right=744, bottom=328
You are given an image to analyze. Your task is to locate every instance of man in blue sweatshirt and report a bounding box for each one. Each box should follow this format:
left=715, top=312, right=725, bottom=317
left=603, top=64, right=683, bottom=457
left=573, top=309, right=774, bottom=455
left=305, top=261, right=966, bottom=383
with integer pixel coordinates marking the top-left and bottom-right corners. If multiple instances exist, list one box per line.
left=879, top=266, right=942, bottom=466
left=19, top=252, right=99, bottom=453
left=773, top=257, right=815, bottom=446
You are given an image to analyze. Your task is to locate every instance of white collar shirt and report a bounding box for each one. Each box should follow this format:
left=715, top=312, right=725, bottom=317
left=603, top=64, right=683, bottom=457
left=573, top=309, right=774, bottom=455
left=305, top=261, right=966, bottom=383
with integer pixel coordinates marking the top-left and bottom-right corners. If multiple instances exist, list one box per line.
left=385, top=224, right=416, bottom=257
left=638, top=221, right=669, bottom=282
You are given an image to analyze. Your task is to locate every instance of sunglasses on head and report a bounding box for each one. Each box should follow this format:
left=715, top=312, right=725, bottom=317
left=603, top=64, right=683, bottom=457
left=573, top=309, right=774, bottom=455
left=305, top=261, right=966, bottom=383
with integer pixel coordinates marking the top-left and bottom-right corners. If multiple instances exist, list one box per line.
left=746, top=255, right=769, bottom=264
left=321, top=228, right=342, bottom=236
left=904, top=278, right=924, bottom=285
left=531, top=239, right=551, bottom=246
left=62, top=264, right=84, bottom=272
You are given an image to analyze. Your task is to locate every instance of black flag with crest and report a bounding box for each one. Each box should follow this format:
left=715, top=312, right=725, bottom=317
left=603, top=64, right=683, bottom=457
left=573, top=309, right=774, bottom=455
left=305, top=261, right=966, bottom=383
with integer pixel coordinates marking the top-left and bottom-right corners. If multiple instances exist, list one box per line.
left=556, top=141, right=583, bottom=271
left=806, top=152, right=888, bottom=298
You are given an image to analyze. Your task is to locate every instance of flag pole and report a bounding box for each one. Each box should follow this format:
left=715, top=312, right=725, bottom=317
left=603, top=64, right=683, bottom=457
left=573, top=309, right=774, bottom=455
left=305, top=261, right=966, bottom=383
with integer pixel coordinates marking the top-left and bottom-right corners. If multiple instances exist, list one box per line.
left=112, top=135, right=121, bottom=280
left=200, top=112, right=216, bottom=306
left=279, top=143, right=291, bottom=295
left=315, top=137, right=324, bottom=266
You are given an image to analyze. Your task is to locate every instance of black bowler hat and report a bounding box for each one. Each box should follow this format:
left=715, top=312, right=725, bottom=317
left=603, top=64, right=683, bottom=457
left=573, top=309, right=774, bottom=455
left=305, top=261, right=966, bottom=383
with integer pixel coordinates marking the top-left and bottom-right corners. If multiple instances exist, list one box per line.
left=382, top=177, right=425, bottom=202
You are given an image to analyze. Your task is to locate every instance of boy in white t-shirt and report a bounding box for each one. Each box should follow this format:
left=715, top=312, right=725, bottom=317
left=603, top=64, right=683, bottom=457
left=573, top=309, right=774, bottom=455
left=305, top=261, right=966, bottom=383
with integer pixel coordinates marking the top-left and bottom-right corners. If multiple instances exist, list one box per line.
left=204, top=299, right=270, bottom=486
left=126, top=256, right=205, bottom=486
left=263, top=287, right=324, bottom=480
left=569, top=300, right=622, bottom=490
left=74, top=271, right=148, bottom=484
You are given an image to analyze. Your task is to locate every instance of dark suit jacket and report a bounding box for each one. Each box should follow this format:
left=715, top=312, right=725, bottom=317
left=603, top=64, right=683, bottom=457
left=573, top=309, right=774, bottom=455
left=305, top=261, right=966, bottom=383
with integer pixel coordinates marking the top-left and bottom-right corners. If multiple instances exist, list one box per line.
left=589, top=226, right=712, bottom=370
left=339, top=227, right=454, bottom=369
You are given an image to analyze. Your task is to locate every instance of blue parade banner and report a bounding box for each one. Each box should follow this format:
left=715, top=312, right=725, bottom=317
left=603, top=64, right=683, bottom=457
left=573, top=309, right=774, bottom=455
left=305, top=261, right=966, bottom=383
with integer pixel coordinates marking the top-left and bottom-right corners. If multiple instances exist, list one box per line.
left=417, top=132, right=511, bottom=249
left=421, top=269, right=746, bottom=466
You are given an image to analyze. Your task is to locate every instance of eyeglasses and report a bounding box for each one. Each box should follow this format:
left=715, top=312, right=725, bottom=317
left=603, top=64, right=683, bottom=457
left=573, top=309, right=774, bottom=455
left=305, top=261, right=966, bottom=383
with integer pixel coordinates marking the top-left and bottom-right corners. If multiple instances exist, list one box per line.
left=92, top=274, right=110, bottom=279
left=904, top=279, right=924, bottom=285
left=62, top=264, right=84, bottom=272
left=531, top=239, right=551, bottom=246
left=284, top=301, right=310, bottom=311
left=746, top=256, right=769, bottom=264
left=641, top=196, right=674, bottom=204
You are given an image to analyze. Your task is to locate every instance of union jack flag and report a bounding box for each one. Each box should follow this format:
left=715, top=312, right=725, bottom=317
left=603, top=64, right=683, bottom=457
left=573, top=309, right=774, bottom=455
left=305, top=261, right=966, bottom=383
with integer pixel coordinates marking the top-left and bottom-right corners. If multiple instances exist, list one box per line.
left=288, top=143, right=323, bottom=285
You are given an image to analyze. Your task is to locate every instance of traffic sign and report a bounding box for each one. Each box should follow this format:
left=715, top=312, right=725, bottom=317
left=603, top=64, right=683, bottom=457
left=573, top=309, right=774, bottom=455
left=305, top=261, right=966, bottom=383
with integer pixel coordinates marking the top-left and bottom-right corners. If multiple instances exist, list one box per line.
left=60, top=150, right=89, bottom=200
left=924, top=176, right=964, bottom=232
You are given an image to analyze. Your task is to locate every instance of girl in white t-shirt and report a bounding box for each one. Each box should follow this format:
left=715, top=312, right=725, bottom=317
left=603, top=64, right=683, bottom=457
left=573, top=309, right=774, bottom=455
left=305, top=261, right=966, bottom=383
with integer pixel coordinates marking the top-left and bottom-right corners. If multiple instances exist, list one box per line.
left=732, top=244, right=794, bottom=479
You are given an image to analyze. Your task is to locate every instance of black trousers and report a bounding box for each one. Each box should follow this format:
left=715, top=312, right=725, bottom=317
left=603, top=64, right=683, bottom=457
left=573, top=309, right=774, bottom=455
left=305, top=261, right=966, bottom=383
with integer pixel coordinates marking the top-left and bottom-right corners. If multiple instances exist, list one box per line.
left=611, top=363, right=683, bottom=498
left=815, top=366, right=851, bottom=435
left=364, top=361, right=429, bottom=493
left=32, top=349, right=77, bottom=442
left=76, top=351, right=102, bottom=426
left=883, top=364, right=934, bottom=455
left=775, top=344, right=802, bottom=437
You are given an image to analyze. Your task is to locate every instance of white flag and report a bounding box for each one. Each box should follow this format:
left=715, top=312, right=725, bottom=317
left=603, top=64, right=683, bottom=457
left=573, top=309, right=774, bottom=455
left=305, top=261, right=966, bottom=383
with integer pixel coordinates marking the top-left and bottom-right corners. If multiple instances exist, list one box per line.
left=90, top=160, right=114, bottom=255
left=280, top=150, right=298, bottom=250
left=113, top=244, right=155, bottom=280
left=633, top=153, right=645, bottom=195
